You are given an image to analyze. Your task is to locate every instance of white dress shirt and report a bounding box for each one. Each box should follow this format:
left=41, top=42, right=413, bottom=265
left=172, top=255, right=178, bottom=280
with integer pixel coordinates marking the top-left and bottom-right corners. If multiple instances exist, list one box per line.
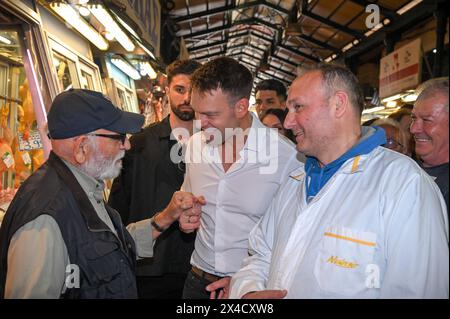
left=230, top=146, right=449, bottom=298
left=182, top=113, right=300, bottom=277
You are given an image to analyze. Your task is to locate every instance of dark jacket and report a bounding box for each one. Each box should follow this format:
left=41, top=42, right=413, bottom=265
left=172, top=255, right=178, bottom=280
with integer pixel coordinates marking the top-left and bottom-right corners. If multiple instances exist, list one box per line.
left=0, top=152, right=137, bottom=299
left=108, top=116, right=195, bottom=277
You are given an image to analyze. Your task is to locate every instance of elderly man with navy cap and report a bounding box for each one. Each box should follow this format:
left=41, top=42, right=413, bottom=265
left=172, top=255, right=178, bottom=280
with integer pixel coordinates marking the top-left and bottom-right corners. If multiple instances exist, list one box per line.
left=0, top=89, right=203, bottom=298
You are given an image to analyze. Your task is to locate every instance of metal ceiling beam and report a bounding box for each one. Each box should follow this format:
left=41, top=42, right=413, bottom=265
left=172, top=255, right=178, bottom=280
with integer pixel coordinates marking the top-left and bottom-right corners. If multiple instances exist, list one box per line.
left=296, top=34, right=340, bottom=54
left=182, top=16, right=280, bottom=40
left=264, top=64, right=297, bottom=78
left=189, top=39, right=228, bottom=53
left=188, top=30, right=251, bottom=53
left=227, top=44, right=263, bottom=57
left=344, top=1, right=436, bottom=59
left=270, top=54, right=298, bottom=68
left=302, top=11, right=364, bottom=39
left=240, top=59, right=260, bottom=69
left=349, top=0, right=399, bottom=21
left=236, top=51, right=297, bottom=78
left=249, top=31, right=273, bottom=44
left=194, top=50, right=226, bottom=60
left=174, top=0, right=290, bottom=23
left=174, top=3, right=237, bottom=23
left=259, top=70, right=292, bottom=85
left=182, top=23, right=231, bottom=39
left=235, top=17, right=280, bottom=33
left=278, top=44, right=320, bottom=62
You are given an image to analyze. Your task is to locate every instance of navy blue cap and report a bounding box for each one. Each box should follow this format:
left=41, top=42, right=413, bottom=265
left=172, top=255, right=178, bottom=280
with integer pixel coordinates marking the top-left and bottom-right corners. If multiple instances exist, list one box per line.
left=47, top=89, right=144, bottom=139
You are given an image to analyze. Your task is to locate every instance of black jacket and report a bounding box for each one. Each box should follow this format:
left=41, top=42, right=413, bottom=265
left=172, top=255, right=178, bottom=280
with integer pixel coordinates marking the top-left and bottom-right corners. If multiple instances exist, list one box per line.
left=0, top=152, right=137, bottom=298
left=108, top=116, right=195, bottom=277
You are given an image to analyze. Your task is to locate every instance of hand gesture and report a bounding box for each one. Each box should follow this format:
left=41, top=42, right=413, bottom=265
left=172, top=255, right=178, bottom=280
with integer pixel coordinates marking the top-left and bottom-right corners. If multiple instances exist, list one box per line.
left=179, top=195, right=206, bottom=233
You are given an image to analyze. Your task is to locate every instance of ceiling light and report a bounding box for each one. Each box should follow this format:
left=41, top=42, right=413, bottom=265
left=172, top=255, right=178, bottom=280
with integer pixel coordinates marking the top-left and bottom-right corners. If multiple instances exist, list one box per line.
left=381, top=94, right=402, bottom=103
left=78, top=6, right=90, bottom=17
left=0, top=35, right=11, bottom=45
left=137, top=41, right=156, bottom=60
left=402, top=93, right=418, bottom=102
left=104, top=31, right=114, bottom=41
left=362, top=106, right=385, bottom=114
left=386, top=101, right=397, bottom=108
left=50, top=3, right=108, bottom=50
left=397, top=0, right=423, bottom=15
left=140, top=62, right=157, bottom=79
left=111, top=56, right=141, bottom=80
left=90, top=6, right=135, bottom=52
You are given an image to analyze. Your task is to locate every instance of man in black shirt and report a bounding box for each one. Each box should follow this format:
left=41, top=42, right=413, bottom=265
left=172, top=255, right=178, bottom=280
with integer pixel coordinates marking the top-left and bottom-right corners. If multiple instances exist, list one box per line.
left=411, top=77, right=449, bottom=211
left=108, top=59, right=202, bottom=298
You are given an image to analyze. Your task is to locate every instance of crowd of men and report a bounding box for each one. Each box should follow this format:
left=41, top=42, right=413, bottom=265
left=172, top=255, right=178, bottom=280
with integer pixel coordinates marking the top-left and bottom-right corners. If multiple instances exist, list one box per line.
left=0, top=56, right=448, bottom=299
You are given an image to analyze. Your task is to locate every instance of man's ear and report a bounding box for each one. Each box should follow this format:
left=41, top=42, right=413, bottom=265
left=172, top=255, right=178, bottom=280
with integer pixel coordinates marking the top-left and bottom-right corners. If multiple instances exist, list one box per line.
left=332, top=91, right=349, bottom=119
left=73, top=136, right=89, bottom=164
left=234, top=98, right=249, bottom=119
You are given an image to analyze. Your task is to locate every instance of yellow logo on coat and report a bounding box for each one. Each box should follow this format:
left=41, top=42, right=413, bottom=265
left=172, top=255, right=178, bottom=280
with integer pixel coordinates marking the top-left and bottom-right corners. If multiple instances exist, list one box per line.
left=326, top=256, right=359, bottom=269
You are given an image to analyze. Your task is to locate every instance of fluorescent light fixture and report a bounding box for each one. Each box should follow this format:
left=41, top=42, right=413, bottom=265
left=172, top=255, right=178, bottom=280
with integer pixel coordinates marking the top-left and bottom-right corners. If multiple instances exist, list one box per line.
left=433, top=48, right=437, bottom=53
left=111, top=57, right=141, bottom=80
left=90, top=6, right=135, bottom=52
left=0, top=35, right=11, bottom=45
left=112, top=13, right=141, bottom=40
left=324, top=56, right=333, bottom=62
left=137, top=41, right=156, bottom=60
left=50, top=3, right=108, bottom=50
left=362, top=106, right=385, bottom=114
left=402, top=93, right=418, bottom=102
left=382, top=94, right=403, bottom=103
left=342, top=42, right=354, bottom=52
left=397, top=0, right=423, bottom=15
left=104, top=31, right=115, bottom=41
left=386, top=101, right=397, bottom=108
left=140, top=62, right=157, bottom=79
left=78, top=6, right=90, bottom=17
left=78, top=0, right=90, bottom=4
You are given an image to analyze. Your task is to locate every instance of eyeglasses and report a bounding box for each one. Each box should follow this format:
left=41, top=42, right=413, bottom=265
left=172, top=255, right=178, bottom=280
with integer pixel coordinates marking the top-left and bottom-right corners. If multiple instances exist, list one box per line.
left=86, top=133, right=127, bottom=145
left=385, top=138, right=403, bottom=148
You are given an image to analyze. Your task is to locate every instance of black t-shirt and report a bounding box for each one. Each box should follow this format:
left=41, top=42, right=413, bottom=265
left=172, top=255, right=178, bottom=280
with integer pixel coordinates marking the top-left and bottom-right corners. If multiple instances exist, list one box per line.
left=423, top=162, right=449, bottom=212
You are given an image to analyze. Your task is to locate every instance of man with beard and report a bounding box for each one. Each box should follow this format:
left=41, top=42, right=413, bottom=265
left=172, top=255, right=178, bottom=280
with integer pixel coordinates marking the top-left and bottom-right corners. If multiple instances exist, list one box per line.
left=0, top=89, right=202, bottom=298
left=108, top=59, right=202, bottom=298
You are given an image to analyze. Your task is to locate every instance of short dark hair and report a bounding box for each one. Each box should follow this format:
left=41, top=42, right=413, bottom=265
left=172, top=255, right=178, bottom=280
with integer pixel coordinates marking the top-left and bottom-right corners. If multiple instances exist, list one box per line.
left=260, top=108, right=287, bottom=123
left=305, top=63, right=364, bottom=115
left=255, top=79, right=287, bottom=101
left=191, top=57, right=253, bottom=105
left=166, top=59, right=202, bottom=85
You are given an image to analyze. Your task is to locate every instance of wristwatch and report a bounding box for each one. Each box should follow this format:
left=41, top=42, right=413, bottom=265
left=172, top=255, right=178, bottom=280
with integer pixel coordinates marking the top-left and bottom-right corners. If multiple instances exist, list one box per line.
left=150, top=212, right=166, bottom=232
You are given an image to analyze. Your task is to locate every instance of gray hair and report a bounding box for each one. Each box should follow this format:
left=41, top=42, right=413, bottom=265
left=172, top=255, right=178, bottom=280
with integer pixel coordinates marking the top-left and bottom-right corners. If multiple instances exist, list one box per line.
left=415, top=77, right=449, bottom=112
left=302, top=63, right=364, bottom=115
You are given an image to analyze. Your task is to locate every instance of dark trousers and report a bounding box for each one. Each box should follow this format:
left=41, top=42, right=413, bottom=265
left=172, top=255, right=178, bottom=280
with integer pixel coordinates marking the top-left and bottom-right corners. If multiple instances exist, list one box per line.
left=182, top=270, right=212, bottom=299
left=136, top=274, right=187, bottom=299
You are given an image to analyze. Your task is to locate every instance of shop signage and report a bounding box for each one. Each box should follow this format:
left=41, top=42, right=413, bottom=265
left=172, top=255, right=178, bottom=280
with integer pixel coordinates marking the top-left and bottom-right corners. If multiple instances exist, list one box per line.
left=18, top=130, right=43, bottom=151
left=379, top=38, right=422, bottom=98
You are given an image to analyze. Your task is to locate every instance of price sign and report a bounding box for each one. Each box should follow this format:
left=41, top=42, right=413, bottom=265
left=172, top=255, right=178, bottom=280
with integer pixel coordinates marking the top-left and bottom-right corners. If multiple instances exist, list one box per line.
left=18, top=130, right=43, bottom=151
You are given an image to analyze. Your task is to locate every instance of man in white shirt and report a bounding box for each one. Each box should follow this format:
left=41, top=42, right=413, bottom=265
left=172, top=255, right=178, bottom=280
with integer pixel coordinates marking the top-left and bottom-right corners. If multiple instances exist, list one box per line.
left=230, top=64, right=449, bottom=299
left=179, top=57, right=299, bottom=299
